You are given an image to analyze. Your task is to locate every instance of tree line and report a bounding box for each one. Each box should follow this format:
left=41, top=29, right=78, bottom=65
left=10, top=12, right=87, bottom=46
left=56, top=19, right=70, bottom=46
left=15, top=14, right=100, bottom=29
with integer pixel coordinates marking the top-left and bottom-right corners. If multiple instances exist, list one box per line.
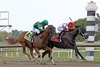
left=0, top=18, right=100, bottom=42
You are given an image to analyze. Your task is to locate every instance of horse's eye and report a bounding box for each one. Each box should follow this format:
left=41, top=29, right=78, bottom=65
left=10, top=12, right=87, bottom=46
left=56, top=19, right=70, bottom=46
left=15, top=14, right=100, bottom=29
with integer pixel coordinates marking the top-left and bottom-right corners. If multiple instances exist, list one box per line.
left=81, top=27, right=83, bottom=29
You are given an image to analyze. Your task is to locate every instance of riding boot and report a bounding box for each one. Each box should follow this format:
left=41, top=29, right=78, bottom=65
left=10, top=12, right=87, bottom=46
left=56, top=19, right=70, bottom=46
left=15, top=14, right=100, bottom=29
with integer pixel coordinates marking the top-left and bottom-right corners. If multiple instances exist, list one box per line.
left=30, top=33, right=35, bottom=43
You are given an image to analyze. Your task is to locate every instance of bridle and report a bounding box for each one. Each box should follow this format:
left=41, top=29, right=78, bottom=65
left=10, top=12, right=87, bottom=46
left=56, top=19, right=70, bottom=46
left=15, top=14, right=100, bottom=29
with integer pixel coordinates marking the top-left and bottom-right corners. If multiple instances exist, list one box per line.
left=78, top=26, right=87, bottom=37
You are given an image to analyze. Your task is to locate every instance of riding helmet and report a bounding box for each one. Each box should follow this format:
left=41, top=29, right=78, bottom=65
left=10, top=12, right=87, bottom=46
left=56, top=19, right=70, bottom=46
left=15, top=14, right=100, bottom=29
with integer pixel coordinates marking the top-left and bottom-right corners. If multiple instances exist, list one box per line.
left=41, top=20, right=48, bottom=25
left=68, top=22, right=74, bottom=26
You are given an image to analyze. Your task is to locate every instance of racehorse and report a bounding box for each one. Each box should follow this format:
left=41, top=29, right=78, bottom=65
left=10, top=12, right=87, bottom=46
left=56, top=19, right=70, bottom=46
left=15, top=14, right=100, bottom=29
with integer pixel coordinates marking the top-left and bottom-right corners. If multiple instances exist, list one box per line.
left=5, top=25, right=56, bottom=64
left=42, top=26, right=88, bottom=60
left=32, top=25, right=56, bottom=64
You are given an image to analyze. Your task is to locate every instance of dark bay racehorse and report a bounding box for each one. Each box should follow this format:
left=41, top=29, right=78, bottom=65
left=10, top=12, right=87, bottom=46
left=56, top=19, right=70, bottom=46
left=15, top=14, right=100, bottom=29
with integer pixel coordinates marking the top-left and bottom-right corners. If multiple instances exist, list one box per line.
left=5, top=25, right=56, bottom=64
left=42, top=26, right=88, bottom=60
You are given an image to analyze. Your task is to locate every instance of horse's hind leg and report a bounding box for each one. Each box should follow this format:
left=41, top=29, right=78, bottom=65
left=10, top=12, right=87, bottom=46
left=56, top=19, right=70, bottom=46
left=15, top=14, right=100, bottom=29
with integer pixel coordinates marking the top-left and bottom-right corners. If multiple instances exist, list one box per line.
left=74, top=48, right=78, bottom=59
left=23, top=47, right=31, bottom=61
left=30, top=48, right=34, bottom=59
left=42, top=50, right=48, bottom=58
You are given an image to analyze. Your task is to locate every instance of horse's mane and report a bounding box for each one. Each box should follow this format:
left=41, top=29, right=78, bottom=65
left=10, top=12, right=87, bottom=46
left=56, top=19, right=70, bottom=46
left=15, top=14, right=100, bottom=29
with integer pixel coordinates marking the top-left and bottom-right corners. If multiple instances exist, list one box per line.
left=75, top=25, right=85, bottom=28
left=75, top=25, right=80, bottom=28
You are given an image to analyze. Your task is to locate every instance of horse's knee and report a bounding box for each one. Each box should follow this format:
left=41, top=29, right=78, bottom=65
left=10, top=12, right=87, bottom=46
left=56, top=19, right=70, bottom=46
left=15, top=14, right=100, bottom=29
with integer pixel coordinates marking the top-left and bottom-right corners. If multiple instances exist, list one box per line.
left=49, top=49, right=52, bottom=53
left=48, top=49, right=53, bottom=57
left=46, top=49, right=52, bottom=53
left=38, top=55, right=40, bottom=58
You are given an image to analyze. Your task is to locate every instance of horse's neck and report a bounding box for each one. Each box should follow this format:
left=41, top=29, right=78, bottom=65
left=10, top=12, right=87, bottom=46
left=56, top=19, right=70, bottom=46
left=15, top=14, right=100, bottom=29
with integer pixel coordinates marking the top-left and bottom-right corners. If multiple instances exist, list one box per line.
left=40, top=30, right=49, bottom=40
left=71, top=28, right=79, bottom=38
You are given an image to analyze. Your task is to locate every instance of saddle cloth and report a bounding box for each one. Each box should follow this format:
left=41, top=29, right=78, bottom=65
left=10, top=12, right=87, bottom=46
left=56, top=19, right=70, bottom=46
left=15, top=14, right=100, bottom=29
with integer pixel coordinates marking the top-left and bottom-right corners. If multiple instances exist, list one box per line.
left=51, top=36, right=60, bottom=42
left=24, top=31, right=33, bottom=42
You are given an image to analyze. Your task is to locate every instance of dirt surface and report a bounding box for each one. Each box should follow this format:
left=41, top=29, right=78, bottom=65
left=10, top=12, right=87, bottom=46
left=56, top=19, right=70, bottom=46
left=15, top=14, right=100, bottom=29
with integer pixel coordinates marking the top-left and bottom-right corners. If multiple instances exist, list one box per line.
left=0, top=61, right=100, bottom=67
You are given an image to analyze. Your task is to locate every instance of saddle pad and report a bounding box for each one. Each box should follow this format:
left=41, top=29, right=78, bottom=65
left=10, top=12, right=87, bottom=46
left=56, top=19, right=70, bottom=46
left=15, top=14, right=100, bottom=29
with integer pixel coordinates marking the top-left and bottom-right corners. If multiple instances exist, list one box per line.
left=24, top=31, right=33, bottom=41
left=51, top=36, right=60, bottom=42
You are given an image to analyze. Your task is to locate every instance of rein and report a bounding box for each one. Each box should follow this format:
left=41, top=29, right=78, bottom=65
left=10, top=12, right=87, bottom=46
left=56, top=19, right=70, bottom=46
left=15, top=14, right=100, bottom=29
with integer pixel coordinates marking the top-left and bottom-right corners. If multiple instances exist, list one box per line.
left=78, top=27, right=84, bottom=36
left=78, top=27, right=87, bottom=37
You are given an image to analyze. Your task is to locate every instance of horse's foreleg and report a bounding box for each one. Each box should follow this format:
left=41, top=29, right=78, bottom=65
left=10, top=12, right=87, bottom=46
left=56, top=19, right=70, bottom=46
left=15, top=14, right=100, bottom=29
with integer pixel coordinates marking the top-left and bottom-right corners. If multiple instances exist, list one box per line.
left=43, top=46, right=55, bottom=64
left=34, top=48, right=42, bottom=64
left=68, top=45, right=85, bottom=60
left=74, top=46, right=85, bottom=60
left=34, top=48, right=41, bottom=58
left=23, top=47, right=31, bottom=61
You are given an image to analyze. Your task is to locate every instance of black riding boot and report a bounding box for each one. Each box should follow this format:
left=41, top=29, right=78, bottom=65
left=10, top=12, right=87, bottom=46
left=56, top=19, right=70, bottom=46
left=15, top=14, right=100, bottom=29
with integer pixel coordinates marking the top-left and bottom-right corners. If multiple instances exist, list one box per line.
left=30, top=33, right=36, bottom=43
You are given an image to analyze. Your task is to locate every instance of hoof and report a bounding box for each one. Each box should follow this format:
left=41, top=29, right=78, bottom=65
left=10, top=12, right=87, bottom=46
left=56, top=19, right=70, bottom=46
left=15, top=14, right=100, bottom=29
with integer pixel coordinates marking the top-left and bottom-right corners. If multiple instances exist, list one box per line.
left=54, top=63, right=56, bottom=65
left=3, top=62, right=6, bottom=64
left=38, top=55, right=40, bottom=58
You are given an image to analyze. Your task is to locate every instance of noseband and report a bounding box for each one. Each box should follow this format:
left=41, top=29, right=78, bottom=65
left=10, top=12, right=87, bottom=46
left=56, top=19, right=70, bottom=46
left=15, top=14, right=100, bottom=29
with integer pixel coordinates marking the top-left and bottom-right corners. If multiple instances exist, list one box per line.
left=78, top=27, right=86, bottom=37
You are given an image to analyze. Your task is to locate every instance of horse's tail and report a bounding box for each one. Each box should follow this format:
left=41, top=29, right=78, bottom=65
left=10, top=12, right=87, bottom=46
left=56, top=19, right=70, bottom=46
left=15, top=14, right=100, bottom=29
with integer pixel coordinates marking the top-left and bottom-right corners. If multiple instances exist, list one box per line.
left=5, top=36, right=18, bottom=44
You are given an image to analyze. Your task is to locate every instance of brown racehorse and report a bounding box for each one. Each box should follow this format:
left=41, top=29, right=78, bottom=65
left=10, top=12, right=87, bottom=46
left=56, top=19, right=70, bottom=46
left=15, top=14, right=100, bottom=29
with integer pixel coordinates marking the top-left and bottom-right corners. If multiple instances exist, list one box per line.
left=6, top=25, right=56, bottom=64
left=32, top=25, right=55, bottom=64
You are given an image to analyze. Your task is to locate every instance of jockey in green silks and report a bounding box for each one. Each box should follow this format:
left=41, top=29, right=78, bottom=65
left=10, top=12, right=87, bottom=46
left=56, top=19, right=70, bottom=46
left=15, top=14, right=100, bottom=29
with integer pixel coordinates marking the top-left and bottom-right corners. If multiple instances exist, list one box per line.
left=32, top=20, right=48, bottom=35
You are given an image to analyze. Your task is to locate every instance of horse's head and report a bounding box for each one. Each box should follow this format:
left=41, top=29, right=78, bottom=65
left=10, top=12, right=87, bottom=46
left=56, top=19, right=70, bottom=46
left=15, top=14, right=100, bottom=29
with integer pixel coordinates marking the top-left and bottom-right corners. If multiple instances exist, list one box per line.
left=47, top=25, right=56, bottom=34
left=45, top=25, right=56, bottom=40
left=76, top=26, right=88, bottom=39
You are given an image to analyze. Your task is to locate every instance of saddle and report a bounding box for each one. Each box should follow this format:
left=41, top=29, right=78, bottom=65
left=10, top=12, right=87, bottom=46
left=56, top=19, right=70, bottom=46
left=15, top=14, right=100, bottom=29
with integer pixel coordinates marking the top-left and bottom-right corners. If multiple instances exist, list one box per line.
left=51, top=30, right=70, bottom=42
left=51, top=35, right=64, bottom=48
left=51, top=35, right=60, bottom=42
left=24, top=31, right=44, bottom=42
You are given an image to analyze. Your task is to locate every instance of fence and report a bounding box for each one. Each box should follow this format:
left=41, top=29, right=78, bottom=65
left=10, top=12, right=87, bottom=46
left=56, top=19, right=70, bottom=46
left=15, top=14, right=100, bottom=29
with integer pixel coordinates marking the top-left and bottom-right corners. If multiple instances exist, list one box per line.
left=0, top=42, right=100, bottom=61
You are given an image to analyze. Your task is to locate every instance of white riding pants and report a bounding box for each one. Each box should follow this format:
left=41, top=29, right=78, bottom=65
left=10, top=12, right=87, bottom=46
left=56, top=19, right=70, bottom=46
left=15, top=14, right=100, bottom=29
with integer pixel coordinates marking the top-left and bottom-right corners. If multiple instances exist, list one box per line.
left=32, top=27, right=40, bottom=34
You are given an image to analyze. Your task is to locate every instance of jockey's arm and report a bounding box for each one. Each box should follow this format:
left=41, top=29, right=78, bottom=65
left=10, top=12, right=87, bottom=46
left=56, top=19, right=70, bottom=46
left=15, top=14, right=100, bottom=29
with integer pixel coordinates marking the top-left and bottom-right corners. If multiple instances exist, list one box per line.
left=38, top=27, right=44, bottom=31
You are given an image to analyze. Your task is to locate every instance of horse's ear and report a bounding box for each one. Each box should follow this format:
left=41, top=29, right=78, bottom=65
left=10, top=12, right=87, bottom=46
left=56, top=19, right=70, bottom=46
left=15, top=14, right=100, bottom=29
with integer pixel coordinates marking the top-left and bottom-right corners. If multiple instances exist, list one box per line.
left=48, top=25, right=52, bottom=27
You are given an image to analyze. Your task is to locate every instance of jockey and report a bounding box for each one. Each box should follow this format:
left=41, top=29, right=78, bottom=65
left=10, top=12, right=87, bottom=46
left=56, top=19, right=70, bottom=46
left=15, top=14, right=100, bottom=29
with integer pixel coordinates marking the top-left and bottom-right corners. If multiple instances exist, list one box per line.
left=67, top=21, right=74, bottom=31
left=32, top=20, right=48, bottom=35
left=58, top=21, right=74, bottom=32
left=57, top=23, right=67, bottom=32
left=30, top=20, right=48, bottom=43
left=40, top=19, right=48, bottom=30
left=58, top=21, right=74, bottom=42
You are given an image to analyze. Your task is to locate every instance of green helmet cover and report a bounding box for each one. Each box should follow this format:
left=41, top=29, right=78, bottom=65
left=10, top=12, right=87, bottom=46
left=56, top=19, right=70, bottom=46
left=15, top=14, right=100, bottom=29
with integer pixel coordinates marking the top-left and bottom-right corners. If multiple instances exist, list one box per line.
left=33, top=21, right=41, bottom=28
left=41, top=20, right=48, bottom=25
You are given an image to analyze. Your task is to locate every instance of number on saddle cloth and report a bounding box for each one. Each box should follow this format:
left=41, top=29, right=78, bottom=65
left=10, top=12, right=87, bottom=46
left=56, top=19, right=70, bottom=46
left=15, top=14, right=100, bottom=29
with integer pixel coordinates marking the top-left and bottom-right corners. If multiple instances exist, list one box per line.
left=24, top=31, right=33, bottom=41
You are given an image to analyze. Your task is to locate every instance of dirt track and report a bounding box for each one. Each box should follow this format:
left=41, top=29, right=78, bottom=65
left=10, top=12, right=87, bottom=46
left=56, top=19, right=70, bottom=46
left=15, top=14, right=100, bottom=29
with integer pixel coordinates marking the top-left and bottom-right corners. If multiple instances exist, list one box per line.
left=0, top=61, right=100, bottom=67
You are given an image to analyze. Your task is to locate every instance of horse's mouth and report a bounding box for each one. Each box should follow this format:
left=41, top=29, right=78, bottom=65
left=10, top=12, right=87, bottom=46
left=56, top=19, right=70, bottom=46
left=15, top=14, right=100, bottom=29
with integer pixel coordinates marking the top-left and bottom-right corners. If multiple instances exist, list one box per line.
left=84, top=34, right=89, bottom=39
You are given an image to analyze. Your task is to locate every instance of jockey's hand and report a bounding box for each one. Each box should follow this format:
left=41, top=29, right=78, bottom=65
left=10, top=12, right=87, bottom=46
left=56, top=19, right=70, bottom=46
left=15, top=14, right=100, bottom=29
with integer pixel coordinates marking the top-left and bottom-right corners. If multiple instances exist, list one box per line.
left=40, top=31, right=44, bottom=34
left=39, top=28, right=44, bottom=31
